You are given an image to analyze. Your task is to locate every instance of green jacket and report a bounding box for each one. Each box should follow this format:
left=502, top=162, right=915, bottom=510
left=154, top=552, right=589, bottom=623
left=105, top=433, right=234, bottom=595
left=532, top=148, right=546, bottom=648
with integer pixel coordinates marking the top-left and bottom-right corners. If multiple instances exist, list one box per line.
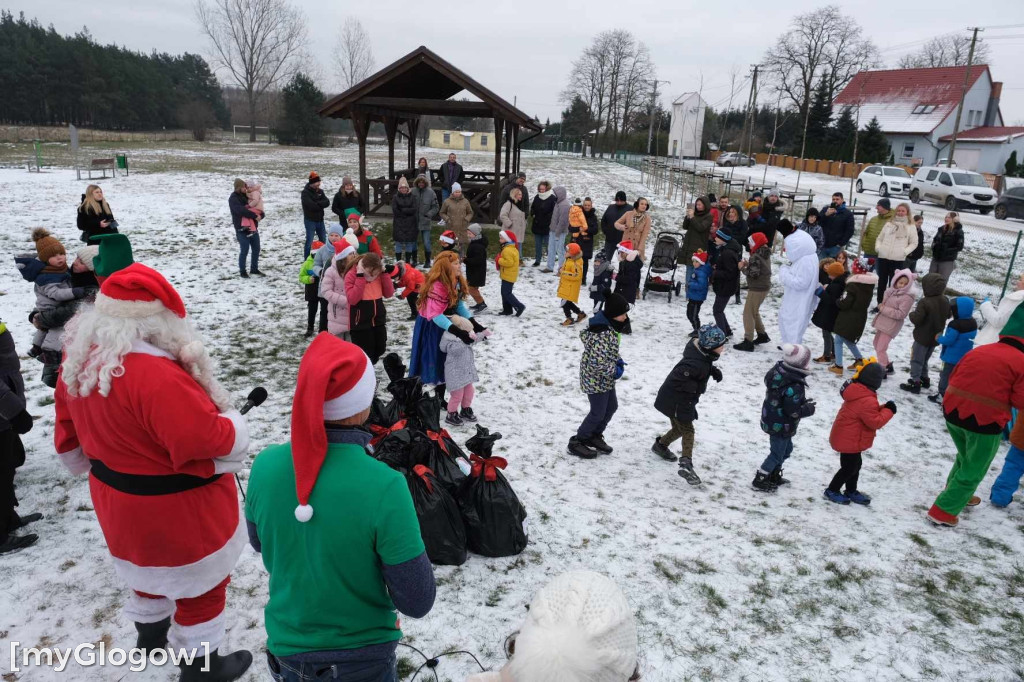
left=298, top=254, right=315, bottom=286
left=860, top=209, right=893, bottom=256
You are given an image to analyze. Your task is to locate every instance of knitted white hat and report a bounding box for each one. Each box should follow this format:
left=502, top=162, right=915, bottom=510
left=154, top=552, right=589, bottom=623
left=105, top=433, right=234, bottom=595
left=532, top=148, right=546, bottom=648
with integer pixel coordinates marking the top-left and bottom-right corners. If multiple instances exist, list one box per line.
left=76, top=245, right=100, bottom=271
left=506, top=571, right=637, bottom=682
left=782, top=343, right=811, bottom=373
left=451, top=182, right=462, bottom=193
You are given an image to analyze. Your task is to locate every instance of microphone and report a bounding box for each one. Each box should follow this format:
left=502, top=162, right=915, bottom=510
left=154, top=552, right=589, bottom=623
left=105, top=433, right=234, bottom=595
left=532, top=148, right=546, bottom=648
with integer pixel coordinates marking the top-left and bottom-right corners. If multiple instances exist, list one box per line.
left=240, top=387, right=268, bottom=415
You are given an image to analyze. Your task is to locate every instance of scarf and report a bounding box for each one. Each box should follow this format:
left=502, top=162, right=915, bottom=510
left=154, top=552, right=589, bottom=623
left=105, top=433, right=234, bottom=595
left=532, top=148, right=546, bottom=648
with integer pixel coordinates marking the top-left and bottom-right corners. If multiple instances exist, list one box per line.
left=536, top=189, right=553, bottom=200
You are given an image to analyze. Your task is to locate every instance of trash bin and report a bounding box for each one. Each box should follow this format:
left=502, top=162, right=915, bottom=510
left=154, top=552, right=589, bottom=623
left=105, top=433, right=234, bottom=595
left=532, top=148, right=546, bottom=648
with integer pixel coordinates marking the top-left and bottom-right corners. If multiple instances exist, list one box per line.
left=115, top=153, right=128, bottom=176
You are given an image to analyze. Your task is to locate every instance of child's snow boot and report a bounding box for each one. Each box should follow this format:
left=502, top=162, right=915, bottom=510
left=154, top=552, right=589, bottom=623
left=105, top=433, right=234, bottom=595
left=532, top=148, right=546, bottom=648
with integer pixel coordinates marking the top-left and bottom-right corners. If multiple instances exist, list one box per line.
left=813, top=354, right=833, bottom=364
left=846, top=491, right=871, bottom=506
left=576, top=312, right=588, bottom=324
left=754, top=332, right=771, bottom=345
left=920, top=377, right=931, bottom=389
left=587, top=434, right=613, bottom=454
left=459, top=407, right=477, bottom=423
left=651, top=439, right=677, bottom=462
left=928, top=393, right=943, bottom=405
left=677, top=457, right=702, bottom=486
left=752, top=471, right=778, bottom=492
left=899, top=379, right=921, bottom=394
left=560, top=318, right=574, bottom=327
left=445, top=411, right=464, bottom=427
left=769, top=467, right=790, bottom=486
left=822, top=488, right=851, bottom=505
left=885, top=362, right=894, bottom=375
left=567, top=436, right=599, bottom=459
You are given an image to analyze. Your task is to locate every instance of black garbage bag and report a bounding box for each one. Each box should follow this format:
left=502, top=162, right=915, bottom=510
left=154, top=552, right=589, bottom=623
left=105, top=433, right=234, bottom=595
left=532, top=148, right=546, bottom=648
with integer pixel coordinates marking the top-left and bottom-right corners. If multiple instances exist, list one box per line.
left=416, top=431, right=467, bottom=496
left=458, top=426, right=527, bottom=557
left=387, top=376, right=424, bottom=420
left=367, top=397, right=403, bottom=448
left=408, top=389, right=443, bottom=433
left=374, top=428, right=416, bottom=473
left=382, top=352, right=407, bottom=383
left=407, top=464, right=468, bottom=566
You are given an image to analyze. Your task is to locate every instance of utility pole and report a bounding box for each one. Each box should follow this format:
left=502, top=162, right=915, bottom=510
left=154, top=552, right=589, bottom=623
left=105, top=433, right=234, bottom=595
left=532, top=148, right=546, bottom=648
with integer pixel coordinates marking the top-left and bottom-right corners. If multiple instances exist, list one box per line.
left=737, top=65, right=759, bottom=155
left=744, top=65, right=760, bottom=160
left=946, top=27, right=982, bottom=168
left=646, top=79, right=671, bottom=156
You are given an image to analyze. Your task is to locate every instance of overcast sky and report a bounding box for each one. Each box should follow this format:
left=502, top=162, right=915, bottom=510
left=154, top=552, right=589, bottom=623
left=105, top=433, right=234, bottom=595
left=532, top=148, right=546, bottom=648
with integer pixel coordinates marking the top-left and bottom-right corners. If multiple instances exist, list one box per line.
left=7, top=0, right=1024, bottom=125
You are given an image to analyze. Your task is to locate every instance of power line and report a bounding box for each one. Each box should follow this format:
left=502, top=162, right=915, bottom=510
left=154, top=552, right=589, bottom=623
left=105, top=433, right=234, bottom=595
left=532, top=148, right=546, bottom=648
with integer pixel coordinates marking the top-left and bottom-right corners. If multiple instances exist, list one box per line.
left=978, top=22, right=1024, bottom=30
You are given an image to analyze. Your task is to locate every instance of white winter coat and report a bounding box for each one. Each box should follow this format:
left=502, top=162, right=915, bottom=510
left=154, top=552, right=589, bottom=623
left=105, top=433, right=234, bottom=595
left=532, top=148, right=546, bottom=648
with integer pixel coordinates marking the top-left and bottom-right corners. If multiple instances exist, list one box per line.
left=875, top=217, right=919, bottom=261
left=976, top=288, right=1024, bottom=346
left=777, top=230, right=819, bottom=345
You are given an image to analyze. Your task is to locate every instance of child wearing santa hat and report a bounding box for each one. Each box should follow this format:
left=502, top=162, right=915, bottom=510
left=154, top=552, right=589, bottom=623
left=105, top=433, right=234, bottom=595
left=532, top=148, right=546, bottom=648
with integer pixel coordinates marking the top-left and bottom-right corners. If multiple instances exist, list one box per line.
left=387, top=261, right=426, bottom=321
left=734, top=232, right=773, bottom=351
left=496, top=231, right=525, bottom=316
left=752, top=344, right=816, bottom=492
left=685, top=249, right=712, bottom=337
left=612, top=240, right=642, bottom=305
left=246, top=334, right=435, bottom=677
left=439, top=229, right=459, bottom=254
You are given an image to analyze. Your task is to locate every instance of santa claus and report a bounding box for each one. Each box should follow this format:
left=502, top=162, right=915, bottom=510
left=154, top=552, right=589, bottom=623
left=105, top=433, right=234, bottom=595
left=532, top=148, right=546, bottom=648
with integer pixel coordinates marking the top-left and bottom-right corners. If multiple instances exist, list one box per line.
left=54, top=263, right=252, bottom=681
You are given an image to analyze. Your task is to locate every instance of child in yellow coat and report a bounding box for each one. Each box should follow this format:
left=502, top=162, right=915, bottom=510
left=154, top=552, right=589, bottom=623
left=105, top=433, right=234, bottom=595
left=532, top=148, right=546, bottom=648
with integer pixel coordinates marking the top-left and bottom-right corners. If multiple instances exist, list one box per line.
left=496, top=230, right=525, bottom=316
left=558, top=242, right=587, bottom=326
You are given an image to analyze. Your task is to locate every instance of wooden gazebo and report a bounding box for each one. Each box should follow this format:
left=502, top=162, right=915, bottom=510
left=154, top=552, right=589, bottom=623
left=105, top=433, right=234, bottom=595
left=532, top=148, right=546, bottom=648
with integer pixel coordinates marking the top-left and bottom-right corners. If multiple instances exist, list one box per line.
left=318, top=46, right=542, bottom=221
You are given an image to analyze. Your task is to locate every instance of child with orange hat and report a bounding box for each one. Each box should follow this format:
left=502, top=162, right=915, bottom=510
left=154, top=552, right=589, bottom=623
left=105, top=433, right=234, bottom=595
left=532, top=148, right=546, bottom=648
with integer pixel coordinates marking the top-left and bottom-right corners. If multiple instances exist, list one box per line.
left=558, top=242, right=587, bottom=326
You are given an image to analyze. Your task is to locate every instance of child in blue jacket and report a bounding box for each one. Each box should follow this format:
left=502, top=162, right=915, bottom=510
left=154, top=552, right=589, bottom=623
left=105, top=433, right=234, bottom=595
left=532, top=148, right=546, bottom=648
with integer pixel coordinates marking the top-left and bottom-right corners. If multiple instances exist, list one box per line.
left=929, top=296, right=977, bottom=404
left=686, top=250, right=712, bottom=338
left=753, top=344, right=816, bottom=492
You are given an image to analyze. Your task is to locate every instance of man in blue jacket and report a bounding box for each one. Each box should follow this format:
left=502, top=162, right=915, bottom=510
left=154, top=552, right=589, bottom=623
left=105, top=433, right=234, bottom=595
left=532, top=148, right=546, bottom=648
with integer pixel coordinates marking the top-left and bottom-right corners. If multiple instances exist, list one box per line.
left=818, top=192, right=855, bottom=258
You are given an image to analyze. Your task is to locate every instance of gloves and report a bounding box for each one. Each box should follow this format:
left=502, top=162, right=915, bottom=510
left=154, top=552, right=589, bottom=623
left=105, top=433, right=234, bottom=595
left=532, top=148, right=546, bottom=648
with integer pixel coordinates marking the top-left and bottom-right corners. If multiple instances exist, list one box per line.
left=11, top=410, right=33, bottom=434
left=614, top=358, right=627, bottom=380
left=799, top=400, right=816, bottom=418
left=470, top=318, right=487, bottom=334
left=884, top=400, right=897, bottom=414
left=815, top=286, right=824, bottom=297
left=709, top=366, right=723, bottom=383
left=72, top=287, right=86, bottom=299
left=450, top=327, right=474, bottom=345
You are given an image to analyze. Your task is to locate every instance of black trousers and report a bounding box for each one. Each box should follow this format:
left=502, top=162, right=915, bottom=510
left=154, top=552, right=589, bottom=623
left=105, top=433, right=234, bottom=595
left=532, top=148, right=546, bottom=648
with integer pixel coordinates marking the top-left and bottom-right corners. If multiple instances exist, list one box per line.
left=407, top=292, right=419, bottom=316
left=875, top=258, right=904, bottom=304
left=350, top=326, right=387, bottom=365
left=687, top=300, right=703, bottom=331
left=577, top=240, right=594, bottom=285
left=828, top=452, right=863, bottom=494
left=0, top=429, right=26, bottom=539
left=712, top=290, right=733, bottom=336
left=563, top=301, right=583, bottom=318
left=316, top=298, right=328, bottom=333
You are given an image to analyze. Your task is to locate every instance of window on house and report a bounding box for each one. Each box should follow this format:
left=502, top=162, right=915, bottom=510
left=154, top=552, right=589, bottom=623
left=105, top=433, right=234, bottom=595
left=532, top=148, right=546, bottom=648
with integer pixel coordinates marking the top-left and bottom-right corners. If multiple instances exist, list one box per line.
left=443, top=133, right=451, bottom=144
left=480, top=135, right=488, bottom=145
left=912, top=104, right=936, bottom=115
left=902, top=142, right=915, bottom=158
left=912, top=105, right=926, bottom=114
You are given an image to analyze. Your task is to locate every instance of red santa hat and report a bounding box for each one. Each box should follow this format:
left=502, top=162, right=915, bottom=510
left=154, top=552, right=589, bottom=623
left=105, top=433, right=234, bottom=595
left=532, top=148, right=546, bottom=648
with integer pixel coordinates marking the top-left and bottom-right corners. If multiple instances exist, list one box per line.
left=500, top=230, right=517, bottom=244
left=748, top=232, right=768, bottom=252
left=616, top=240, right=634, bottom=254
left=333, top=239, right=356, bottom=262
left=691, top=249, right=709, bottom=264
left=852, top=257, right=870, bottom=275
left=95, top=263, right=186, bottom=319
left=291, top=334, right=376, bottom=523
left=439, top=230, right=457, bottom=245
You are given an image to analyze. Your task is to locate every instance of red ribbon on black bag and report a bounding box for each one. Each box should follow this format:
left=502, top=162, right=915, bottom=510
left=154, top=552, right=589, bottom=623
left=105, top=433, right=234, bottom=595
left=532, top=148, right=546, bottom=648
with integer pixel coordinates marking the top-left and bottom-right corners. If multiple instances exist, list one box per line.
left=370, top=419, right=408, bottom=447
left=426, top=429, right=452, bottom=456
left=413, top=464, right=434, bottom=494
left=469, top=453, right=508, bottom=482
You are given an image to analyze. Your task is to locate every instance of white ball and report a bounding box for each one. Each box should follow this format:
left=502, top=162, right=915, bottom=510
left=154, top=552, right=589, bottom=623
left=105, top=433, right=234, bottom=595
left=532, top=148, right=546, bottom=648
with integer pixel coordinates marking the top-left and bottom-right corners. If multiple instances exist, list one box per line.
left=294, top=504, right=314, bottom=522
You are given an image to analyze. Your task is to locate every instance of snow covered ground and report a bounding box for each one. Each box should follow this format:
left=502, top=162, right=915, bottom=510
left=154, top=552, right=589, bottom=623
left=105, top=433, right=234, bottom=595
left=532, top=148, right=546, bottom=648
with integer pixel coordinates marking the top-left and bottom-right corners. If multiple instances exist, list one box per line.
left=2, top=144, right=1023, bottom=681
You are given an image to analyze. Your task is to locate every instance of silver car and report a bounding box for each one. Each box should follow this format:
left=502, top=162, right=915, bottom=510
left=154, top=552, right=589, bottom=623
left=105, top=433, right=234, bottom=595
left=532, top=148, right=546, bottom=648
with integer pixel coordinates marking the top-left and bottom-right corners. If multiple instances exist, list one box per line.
left=909, top=166, right=998, bottom=214
left=716, top=152, right=755, bottom=167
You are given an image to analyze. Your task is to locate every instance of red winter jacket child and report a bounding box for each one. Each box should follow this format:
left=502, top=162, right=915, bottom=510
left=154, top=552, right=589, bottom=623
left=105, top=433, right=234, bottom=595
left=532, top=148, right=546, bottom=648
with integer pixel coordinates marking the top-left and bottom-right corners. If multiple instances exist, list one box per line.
left=393, top=263, right=425, bottom=300
left=829, top=380, right=895, bottom=453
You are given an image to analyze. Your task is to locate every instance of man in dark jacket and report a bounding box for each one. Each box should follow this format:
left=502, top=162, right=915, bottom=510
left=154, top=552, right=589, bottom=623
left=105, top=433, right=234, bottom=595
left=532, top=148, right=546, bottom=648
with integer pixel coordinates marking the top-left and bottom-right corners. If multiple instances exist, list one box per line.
left=0, top=323, right=41, bottom=554
left=600, top=191, right=631, bottom=259
left=230, top=178, right=263, bottom=277
left=499, top=172, right=530, bottom=212
left=819, top=192, right=856, bottom=258
left=439, top=153, right=464, bottom=201
left=331, top=176, right=362, bottom=224
left=301, top=171, right=330, bottom=259
left=711, top=226, right=742, bottom=337
left=391, top=176, right=419, bottom=264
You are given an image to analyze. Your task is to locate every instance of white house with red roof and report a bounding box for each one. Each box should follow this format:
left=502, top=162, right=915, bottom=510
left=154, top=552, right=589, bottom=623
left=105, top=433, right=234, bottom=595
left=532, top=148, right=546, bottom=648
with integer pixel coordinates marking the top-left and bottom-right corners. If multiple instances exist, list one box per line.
left=834, top=65, right=1023, bottom=174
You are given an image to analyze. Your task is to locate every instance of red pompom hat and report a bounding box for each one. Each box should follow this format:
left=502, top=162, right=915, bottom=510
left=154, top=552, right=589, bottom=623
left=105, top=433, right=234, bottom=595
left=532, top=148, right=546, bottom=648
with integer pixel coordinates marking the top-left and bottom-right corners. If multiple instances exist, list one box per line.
left=290, top=333, right=376, bottom=522
left=748, top=232, right=768, bottom=252
left=439, top=230, right=457, bottom=245
left=95, top=263, right=187, bottom=319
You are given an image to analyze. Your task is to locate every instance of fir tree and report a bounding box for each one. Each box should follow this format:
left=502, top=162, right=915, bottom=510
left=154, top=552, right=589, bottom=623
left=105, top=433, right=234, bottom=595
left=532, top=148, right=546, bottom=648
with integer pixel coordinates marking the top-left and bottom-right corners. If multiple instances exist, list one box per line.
left=276, top=74, right=326, bottom=147
left=804, top=76, right=833, bottom=158
left=828, top=106, right=856, bottom=162
left=561, top=97, right=594, bottom=139
left=1006, top=150, right=1019, bottom=177
left=858, top=117, right=890, bottom=164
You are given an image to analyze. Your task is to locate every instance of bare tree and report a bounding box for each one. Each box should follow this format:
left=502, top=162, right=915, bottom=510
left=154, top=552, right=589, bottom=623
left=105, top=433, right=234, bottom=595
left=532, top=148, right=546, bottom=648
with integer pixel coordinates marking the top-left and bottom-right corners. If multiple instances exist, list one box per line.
left=763, top=6, right=878, bottom=124
left=333, top=17, right=375, bottom=91
left=194, top=0, right=307, bottom=141
left=897, top=33, right=990, bottom=69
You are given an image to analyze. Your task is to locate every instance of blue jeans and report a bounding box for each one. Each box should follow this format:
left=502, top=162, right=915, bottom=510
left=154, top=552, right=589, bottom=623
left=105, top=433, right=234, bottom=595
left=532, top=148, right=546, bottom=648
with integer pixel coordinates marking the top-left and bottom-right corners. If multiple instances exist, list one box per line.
left=547, top=233, right=566, bottom=270
left=760, top=434, right=794, bottom=473
left=304, top=219, right=326, bottom=258
left=578, top=389, right=618, bottom=439
left=991, top=445, right=1024, bottom=507
left=534, top=233, right=547, bottom=263
left=268, top=652, right=397, bottom=682
left=820, top=245, right=842, bottom=259
left=419, top=229, right=432, bottom=262
left=500, top=279, right=523, bottom=314
left=236, top=230, right=261, bottom=274
left=441, top=189, right=451, bottom=202
left=395, top=241, right=417, bottom=258
left=833, top=333, right=861, bottom=367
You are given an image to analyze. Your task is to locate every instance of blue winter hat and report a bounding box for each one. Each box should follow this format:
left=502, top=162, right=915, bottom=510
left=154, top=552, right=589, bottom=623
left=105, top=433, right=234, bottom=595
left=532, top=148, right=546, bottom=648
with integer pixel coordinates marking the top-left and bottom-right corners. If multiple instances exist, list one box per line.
left=697, top=324, right=727, bottom=351
left=715, top=225, right=733, bottom=241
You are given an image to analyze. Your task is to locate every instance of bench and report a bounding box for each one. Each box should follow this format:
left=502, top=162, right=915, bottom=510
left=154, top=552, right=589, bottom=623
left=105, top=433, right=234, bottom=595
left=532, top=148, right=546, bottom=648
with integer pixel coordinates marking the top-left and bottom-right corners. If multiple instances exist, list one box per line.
left=88, top=158, right=116, bottom=179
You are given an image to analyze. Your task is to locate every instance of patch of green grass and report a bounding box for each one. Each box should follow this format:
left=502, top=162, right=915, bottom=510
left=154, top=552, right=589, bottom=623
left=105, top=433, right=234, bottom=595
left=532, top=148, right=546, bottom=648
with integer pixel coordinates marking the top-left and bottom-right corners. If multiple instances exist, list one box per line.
left=907, top=532, right=930, bottom=548
left=37, top=395, right=54, bottom=407
left=823, top=561, right=874, bottom=591
left=485, top=584, right=509, bottom=607
left=396, top=656, right=417, bottom=680
left=697, top=583, right=727, bottom=615
left=654, top=560, right=681, bottom=584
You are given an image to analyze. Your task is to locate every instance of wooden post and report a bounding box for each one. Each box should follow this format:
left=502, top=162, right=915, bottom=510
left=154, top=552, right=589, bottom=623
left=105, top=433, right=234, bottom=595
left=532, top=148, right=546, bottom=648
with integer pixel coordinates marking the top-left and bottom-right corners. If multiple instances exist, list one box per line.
left=504, top=121, right=512, bottom=177
left=384, top=115, right=397, bottom=179
left=493, top=118, right=504, bottom=222
left=512, top=125, right=520, bottom=175
left=353, top=112, right=371, bottom=213
left=407, top=119, right=419, bottom=170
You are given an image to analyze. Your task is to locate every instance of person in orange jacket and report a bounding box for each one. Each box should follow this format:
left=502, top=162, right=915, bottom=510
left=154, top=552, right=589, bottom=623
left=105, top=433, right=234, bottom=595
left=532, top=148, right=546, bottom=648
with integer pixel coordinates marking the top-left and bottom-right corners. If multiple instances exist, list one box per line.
left=387, top=261, right=425, bottom=321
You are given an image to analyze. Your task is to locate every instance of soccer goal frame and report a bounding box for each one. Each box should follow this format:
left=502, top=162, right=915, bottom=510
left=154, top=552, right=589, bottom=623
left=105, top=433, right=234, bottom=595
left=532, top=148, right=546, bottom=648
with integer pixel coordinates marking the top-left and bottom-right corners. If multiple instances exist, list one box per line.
left=232, top=125, right=272, bottom=142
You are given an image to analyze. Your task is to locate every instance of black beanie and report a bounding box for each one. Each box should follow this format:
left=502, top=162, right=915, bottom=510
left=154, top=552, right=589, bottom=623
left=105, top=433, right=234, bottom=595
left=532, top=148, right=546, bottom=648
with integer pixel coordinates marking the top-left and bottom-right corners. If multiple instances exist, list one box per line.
left=615, top=191, right=627, bottom=202
left=603, top=292, right=630, bottom=319
left=854, top=362, right=885, bottom=391
left=877, top=197, right=891, bottom=211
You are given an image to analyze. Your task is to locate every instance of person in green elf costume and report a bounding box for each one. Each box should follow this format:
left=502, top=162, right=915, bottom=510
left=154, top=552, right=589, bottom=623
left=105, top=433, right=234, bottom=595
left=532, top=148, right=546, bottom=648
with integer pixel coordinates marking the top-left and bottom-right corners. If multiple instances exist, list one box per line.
left=928, top=302, right=1024, bottom=527
left=245, top=333, right=435, bottom=679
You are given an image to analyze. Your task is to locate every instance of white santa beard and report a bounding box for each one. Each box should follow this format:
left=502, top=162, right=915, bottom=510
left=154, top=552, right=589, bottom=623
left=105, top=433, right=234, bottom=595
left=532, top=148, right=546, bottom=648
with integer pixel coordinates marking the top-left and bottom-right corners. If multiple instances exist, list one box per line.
left=63, top=306, right=232, bottom=411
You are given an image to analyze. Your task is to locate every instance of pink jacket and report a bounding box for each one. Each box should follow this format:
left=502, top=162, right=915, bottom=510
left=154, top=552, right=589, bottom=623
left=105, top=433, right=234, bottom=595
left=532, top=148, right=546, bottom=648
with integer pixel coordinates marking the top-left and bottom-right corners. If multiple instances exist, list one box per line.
left=320, top=264, right=350, bottom=335
left=241, top=185, right=264, bottom=230
left=420, top=281, right=452, bottom=319
left=871, top=269, right=916, bottom=338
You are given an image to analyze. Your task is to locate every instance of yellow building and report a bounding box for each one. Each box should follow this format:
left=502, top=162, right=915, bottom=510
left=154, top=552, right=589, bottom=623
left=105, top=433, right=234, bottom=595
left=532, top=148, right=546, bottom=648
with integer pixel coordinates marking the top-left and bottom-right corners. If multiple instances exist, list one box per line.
left=427, top=129, right=495, bottom=152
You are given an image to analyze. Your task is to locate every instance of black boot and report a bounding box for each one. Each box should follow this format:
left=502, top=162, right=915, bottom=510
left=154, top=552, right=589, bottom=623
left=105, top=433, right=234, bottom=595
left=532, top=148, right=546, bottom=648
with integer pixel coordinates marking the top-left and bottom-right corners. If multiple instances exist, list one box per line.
left=768, top=467, right=790, bottom=486
left=0, top=533, right=37, bottom=554
left=920, top=377, right=931, bottom=389
left=885, top=363, right=894, bottom=375
left=567, top=437, right=599, bottom=459
left=587, top=434, right=613, bottom=454
left=135, top=617, right=170, bottom=652
left=677, top=457, right=702, bottom=486
left=15, top=512, right=43, bottom=528
left=733, top=339, right=756, bottom=352
left=651, top=439, right=677, bottom=461
left=178, top=649, right=253, bottom=682
left=41, top=352, right=61, bottom=389
left=434, top=384, right=446, bottom=408
left=899, top=379, right=921, bottom=394
left=753, top=332, right=771, bottom=345
left=752, top=471, right=778, bottom=493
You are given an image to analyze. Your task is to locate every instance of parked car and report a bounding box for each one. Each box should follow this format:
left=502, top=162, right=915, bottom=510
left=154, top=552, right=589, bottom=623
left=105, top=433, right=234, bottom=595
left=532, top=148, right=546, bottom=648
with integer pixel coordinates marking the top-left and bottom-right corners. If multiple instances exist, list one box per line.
left=909, top=166, right=998, bottom=214
left=716, top=152, right=755, bottom=167
left=855, top=165, right=913, bottom=197
left=995, top=185, right=1024, bottom=221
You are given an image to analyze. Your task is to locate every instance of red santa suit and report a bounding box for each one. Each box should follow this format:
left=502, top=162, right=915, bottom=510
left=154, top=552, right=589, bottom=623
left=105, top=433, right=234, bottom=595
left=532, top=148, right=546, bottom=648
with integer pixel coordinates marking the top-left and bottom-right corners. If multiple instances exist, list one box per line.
left=54, top=264, right=249, bottom=653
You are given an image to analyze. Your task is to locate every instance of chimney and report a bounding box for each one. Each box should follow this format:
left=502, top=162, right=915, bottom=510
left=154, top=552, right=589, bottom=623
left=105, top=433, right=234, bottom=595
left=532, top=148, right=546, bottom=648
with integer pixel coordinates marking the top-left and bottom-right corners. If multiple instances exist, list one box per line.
left=984, top=81, right=1002, bottom=127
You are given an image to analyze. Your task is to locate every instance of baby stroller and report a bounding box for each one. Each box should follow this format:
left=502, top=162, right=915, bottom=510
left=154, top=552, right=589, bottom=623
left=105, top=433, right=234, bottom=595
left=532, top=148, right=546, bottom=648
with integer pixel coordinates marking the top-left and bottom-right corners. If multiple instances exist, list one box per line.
left=642, top=231, right=684, bottom=302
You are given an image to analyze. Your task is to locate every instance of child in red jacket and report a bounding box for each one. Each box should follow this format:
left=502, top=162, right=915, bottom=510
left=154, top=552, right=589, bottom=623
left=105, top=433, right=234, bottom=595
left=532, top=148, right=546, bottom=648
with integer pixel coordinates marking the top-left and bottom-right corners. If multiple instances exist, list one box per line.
left=387, top=262, right=425, bottom=320
left=825, top=359, right=896, bottom=506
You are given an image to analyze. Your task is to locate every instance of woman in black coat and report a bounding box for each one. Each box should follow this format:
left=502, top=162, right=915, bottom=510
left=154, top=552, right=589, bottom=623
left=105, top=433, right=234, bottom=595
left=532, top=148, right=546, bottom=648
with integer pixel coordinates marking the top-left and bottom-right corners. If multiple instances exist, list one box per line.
left=391, top=177, right=419, bottom=263
left=530, top=181, right=556, bottom=267
left=710, top=227, right=742, bottom=337
left=464, top=225, right=489, bottom=310
left=929, top=212, right=965, bottom=281
left=77, top=184, right=117, bottom=244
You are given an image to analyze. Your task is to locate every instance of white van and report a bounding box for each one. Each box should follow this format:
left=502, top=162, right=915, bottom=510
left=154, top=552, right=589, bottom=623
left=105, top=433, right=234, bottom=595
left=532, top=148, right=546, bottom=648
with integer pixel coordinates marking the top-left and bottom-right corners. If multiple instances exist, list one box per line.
left=909, top=166, right=998, bottom=214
